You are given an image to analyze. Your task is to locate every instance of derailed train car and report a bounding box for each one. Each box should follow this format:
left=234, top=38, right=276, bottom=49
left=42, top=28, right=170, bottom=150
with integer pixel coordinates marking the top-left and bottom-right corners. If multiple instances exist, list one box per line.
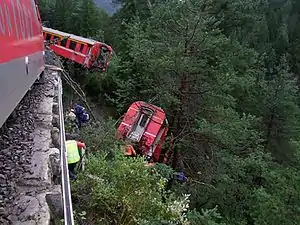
left=117, top=102, right=186, bottom=178
left=42, top=27, right=113, bottom=72
left=117, top=101, right=169, bottom=163
left=0, top=0, right=45, bottom=127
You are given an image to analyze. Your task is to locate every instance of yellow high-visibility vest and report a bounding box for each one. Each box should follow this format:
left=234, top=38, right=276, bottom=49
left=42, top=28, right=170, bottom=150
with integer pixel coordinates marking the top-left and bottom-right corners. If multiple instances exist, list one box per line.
left=66, top=140, right=80, bottom=164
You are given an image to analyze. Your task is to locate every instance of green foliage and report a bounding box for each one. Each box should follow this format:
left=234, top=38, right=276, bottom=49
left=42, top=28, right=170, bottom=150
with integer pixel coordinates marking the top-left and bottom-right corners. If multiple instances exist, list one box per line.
left=248, top=164, right=300, bottom=225
left=80, top=118, right=117, bottom=154
left=72, top=150, right=221, bottom=225
left=185, top=207, right=227, bottom=225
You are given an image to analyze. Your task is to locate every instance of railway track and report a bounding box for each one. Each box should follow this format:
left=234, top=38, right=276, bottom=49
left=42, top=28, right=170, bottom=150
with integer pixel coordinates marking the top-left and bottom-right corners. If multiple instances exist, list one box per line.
left=0, top=57, right=74, bottom=224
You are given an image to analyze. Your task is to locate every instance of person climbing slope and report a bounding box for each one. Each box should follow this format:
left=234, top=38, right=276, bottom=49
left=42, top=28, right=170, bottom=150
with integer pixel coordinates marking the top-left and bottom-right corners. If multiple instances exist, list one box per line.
left=72, top=103, right=89, bottom=128
left=65, top=137, right=86, bottom=180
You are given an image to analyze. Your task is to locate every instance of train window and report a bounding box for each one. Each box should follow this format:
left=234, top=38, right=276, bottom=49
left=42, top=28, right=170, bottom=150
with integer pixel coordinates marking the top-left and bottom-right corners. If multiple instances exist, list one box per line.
left=45, top=33, right=51, bottom=40
left=139, top=114, right=149, bottom=127
left=53, top=35, right=60, bottom=43
left=79, top=44, right=84, bottom=52
left=101, top=46, right=109, bottom=54
left=60, top=38, right=67, bottom=47
left=69, top=41, right=77, bottom=50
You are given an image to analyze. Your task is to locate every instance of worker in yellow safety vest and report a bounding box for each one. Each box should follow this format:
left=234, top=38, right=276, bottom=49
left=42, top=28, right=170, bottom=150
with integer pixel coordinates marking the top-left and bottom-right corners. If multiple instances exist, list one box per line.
left=66, top=139, right=86, bottom=180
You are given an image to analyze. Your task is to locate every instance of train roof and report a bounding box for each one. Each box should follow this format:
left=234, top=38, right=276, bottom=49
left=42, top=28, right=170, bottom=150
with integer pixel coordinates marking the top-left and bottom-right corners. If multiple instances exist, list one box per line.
left=43, top=26, right=96, bottom=45
left=130, top=101, right=166, bottom=115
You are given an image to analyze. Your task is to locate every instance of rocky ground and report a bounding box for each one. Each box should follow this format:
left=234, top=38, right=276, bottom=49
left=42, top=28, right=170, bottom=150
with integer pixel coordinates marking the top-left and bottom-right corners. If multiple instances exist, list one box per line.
left=0, top=64, right=62, bottom=224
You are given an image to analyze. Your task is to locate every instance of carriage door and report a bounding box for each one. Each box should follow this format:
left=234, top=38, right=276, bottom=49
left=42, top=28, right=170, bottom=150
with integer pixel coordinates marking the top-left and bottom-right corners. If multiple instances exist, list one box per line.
left=127, top=108, right=154, bottom=143
left=148, top=119, right=168, bottom=159
left=148, top=126, right=165, bottom=158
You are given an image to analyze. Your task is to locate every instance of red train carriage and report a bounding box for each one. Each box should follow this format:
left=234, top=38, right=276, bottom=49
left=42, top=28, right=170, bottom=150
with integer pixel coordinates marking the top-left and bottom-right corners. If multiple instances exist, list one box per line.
left=42, top=27, right=113, bottom=72
left=117, top=101, right=169, bottom=162
left=0, top=0, right=45, bottom=128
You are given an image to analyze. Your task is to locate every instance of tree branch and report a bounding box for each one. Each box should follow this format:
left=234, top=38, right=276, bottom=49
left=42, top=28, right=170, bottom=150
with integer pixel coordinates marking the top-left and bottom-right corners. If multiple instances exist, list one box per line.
left=188, top=17, right=201, bottom=44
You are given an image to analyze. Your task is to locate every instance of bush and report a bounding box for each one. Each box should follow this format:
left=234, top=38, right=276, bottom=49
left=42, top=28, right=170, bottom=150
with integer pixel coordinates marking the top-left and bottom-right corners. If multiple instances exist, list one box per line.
left=72, top=150, right=191, bottom=224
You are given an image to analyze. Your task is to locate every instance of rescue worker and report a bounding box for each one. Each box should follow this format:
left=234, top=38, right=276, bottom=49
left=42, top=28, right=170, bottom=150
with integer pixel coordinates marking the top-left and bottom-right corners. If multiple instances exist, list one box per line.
left=123, top=143, right=157, bottom=167
left=73, top=103, right=89, bottom=128
left=67, top=109, right=76, bottom=122
left=145, top=160, right=187, bottom=182
left=66, top=138, right=86, bottom=180
left=66, top=109, right=78, bottom=133
left=174, top=171, right=187, bottom=183
left=172, top=151, right=187, bottom=183
left=124, top=143, right=136, bottom=157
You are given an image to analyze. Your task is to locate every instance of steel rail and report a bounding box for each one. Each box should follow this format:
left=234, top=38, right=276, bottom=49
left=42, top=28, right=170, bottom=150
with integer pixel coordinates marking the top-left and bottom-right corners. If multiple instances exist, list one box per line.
left=56, top=72, right=75, bottom=225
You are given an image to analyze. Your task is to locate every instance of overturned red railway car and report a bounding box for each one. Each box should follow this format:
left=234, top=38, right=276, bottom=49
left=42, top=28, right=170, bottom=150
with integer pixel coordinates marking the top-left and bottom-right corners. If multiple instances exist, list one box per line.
left=117, top=101, right=169, bottom=162
left=0, top=0, right=45, bottom=128
left=43, top=27, right=113, bottom=72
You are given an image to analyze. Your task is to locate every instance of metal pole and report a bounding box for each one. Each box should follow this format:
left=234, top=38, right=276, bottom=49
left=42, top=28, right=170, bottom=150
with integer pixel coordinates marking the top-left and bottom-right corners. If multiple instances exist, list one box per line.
left=57, top=72, right=75, bottom=225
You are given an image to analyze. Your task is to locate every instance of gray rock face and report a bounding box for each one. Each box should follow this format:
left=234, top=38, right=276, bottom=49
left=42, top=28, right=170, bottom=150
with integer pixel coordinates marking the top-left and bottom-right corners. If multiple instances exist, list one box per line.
left=9, top=194, right=51, bottom=224
left=46, top=186, right=64, bottom=219
left=51, top=127, right=60, bottom=149
left=0, top=60, right=63, bottom=224
left=52, top=115, right=60, bottom=128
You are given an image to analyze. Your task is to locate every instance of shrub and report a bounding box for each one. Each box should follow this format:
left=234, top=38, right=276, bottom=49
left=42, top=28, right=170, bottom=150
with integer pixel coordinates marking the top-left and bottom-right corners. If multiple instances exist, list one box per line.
left=72, top=150, right=193, bottom=224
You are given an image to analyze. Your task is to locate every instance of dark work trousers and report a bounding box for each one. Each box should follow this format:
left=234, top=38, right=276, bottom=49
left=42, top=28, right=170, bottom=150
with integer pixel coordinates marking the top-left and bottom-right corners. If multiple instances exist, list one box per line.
left=68, top=162, right=77, bottom=180
left=75, top=118, right=82, bottom=129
